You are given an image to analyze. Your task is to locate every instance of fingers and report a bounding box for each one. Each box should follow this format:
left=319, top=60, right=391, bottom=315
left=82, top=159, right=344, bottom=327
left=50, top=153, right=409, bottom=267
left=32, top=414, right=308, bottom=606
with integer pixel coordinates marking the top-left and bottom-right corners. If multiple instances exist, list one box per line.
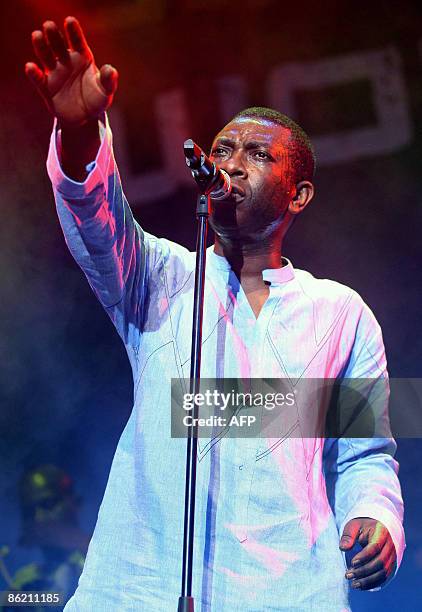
left=99, top=64, right=119, bottom=96
left=43, top=20, right=70, bottom=65
left=348, top=549, right=396, bottom=590
left=25, top=61, right=45, bottom=85
left=31, top=30, right=56, bottom=71
left=344, top=524, right=396, bottom=590
left=25, top=62, right=55, bottom=113
left=25, top=62, right=50, bottom=99
left=351, top=568, right=388, bottom=590
left=347, top=543, right=392, bottom=579
left=30, top=17, right=92, bottom=72
left=339, top=518, right=361, bottom=551
left=64, top=16, right=92, bottom=57
left=351, top=525, right=388, bottom=567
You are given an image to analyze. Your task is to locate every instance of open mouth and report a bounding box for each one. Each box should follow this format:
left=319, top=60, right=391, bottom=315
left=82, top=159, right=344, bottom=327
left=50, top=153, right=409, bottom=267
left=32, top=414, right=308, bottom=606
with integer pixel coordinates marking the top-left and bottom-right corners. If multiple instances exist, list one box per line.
left=211, top=184, right=245, bottom=206
left=231, top=184, right=245, bottom=196
left=229, top=184, right=246, bottom=201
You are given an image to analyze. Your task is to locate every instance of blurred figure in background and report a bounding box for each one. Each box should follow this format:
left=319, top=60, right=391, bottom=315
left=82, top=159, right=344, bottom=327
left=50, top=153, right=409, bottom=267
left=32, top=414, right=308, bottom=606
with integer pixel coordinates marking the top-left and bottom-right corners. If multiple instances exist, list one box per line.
left=0, top=465, right=89, bottom=610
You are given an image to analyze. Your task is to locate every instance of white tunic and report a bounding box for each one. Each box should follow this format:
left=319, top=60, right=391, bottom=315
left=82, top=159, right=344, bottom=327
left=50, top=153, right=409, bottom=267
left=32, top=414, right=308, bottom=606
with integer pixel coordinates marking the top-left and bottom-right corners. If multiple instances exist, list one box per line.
left=47, top=118, right=405, bottom=611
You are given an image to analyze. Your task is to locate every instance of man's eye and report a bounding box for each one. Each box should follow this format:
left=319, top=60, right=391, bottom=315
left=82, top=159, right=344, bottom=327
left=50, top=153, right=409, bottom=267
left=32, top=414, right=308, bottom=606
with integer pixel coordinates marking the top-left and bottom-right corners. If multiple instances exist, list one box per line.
left=253, top=150, right=270, bottom=160
left=212, top=147, right=228, bottom=157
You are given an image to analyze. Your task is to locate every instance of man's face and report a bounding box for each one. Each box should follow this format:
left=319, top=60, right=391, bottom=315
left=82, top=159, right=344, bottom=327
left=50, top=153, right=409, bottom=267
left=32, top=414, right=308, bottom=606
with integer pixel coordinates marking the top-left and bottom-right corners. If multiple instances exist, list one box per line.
left=209, top=117, right=295, bottom=242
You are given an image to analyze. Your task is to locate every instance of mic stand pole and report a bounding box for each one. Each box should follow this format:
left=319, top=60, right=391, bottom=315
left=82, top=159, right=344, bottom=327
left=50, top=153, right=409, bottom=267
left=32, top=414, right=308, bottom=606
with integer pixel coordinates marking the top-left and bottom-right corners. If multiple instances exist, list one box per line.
left=177, top=190, right=210, bottom=612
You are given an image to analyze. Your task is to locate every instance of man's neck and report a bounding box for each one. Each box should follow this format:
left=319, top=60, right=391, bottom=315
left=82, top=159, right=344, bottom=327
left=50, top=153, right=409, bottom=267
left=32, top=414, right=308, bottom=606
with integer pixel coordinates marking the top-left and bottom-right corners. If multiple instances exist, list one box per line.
left=213, top=235, right=284, bottom=285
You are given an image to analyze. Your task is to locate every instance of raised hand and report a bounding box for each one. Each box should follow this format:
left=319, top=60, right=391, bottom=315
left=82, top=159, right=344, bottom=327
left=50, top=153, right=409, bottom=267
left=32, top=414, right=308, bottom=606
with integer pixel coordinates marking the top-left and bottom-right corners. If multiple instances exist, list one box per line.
left=25, top=17, right=118, bottom=126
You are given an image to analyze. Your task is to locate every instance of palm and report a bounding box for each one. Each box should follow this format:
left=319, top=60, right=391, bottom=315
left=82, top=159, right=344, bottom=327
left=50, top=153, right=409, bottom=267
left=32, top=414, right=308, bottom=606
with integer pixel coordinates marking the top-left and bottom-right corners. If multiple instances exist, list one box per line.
left=25, top=17, right=117, bottom=125
left=48, top=55, right=107, bottom=124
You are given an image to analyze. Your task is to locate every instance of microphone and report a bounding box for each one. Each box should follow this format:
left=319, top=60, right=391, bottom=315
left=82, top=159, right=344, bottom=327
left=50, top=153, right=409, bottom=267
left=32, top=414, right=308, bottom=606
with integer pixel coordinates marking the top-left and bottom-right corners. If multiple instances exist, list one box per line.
left=184, top=139, right=231, bottom=200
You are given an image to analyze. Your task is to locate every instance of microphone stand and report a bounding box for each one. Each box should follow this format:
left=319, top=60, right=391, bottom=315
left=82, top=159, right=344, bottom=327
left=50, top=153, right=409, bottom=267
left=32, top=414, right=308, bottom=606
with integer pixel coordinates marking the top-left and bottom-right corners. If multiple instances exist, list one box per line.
left=178, top=140, right=231, bottom=611
left=177, top=188, right=209, bottom=612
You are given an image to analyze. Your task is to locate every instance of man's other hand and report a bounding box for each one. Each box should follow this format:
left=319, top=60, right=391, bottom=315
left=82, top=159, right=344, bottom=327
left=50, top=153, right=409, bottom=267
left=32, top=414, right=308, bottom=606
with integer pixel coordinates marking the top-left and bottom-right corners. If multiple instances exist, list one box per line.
left=339, top=517, right=396, bottom=590
left=25, top=16, right=118, bottom=126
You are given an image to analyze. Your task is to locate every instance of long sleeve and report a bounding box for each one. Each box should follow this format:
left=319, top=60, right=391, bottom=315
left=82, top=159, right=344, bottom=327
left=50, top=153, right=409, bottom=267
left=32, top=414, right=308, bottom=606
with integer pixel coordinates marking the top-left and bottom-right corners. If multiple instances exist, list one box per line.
left=323, top=296, right=405, bottom=584
left=46, top=115, right=167, bottom=371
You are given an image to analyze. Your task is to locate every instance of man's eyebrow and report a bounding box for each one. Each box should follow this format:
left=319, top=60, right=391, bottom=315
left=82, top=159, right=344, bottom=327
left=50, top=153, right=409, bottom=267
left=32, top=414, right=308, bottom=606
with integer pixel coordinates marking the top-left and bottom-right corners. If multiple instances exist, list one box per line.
left=212, top=137, right=274, bottom=149
left=212, top=137, right=235, bottom=147
left=244, top=140, right=273, bottom=150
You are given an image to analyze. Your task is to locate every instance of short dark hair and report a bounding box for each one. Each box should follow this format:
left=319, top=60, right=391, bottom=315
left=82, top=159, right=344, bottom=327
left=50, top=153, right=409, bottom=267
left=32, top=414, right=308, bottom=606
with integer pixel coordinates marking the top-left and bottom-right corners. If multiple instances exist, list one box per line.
left=232, top=107, right=316, bottom=184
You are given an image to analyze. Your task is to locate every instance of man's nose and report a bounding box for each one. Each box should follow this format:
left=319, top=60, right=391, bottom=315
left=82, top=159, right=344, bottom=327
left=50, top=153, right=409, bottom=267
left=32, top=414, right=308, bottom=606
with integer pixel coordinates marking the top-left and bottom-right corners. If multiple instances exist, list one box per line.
left=220, top=151, right=247, bottom=178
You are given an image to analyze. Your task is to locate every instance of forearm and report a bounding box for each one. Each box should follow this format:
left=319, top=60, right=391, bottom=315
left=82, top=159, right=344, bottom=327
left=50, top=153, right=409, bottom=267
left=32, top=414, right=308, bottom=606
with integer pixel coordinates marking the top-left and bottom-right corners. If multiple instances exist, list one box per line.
left=60, top=118, right=101, bottom=181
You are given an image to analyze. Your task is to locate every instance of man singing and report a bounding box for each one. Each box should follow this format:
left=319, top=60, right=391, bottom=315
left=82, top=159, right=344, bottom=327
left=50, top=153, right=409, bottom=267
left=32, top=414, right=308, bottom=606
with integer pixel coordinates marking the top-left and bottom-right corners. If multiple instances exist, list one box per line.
left=25, top=17, right=404, bottom=611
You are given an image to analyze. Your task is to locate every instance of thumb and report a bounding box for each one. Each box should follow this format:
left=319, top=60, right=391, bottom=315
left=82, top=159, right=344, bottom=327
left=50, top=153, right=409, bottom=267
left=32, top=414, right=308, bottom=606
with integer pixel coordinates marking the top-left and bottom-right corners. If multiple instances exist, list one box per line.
left=99, top=64, right=118, bottom=97
left=339, top=519, right=361, bottom=551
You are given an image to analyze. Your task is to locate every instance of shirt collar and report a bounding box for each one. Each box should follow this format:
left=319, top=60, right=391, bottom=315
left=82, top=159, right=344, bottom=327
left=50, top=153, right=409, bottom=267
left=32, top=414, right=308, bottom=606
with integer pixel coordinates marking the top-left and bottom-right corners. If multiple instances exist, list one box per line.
left=207, top=246, right=295, bottom=284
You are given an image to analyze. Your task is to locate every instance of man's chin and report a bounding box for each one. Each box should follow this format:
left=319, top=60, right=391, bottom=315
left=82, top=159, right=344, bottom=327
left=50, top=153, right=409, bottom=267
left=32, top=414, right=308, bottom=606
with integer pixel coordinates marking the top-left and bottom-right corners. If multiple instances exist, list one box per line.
left=209, top=211, right=238, bottom=236
left=209, top=204, right=238, bottom=233
left=210, top=219, right=264, bottom=246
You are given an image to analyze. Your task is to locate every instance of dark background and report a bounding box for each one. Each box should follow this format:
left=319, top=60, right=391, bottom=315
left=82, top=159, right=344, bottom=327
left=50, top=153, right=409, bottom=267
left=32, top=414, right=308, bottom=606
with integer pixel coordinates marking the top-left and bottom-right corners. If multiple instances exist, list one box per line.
left=1, top=1, right=421, bottom=609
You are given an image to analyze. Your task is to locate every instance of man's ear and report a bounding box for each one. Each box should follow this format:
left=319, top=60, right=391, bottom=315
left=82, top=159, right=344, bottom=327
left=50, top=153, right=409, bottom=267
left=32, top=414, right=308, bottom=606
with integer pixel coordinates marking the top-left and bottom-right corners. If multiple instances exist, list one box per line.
left=288, top=181, right=315, bottom=215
